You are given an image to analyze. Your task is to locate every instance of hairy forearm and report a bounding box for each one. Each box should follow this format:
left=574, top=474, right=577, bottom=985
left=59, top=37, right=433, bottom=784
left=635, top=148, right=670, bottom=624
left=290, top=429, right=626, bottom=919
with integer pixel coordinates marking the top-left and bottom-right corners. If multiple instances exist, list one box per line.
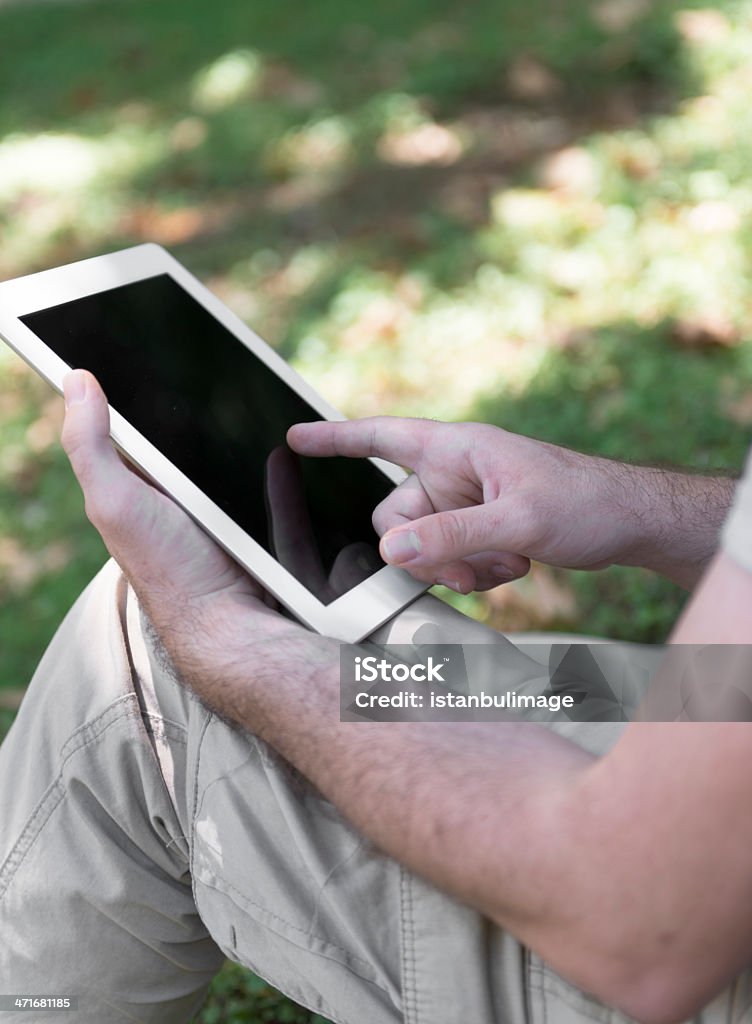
left=598, top=459, right=736, bottom=589
left=238, top=638, right=594, bottom=943
left=189, top=615, right=588, bottom=933
left=207, top=626, right=677, bottom=1011
left=195, top=625, right=752, bottom=1023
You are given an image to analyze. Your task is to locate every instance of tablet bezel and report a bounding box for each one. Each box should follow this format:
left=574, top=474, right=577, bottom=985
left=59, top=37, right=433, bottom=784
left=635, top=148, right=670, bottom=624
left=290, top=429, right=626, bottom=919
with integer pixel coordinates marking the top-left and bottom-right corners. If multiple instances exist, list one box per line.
left=0, top=243, right=427, bottom=642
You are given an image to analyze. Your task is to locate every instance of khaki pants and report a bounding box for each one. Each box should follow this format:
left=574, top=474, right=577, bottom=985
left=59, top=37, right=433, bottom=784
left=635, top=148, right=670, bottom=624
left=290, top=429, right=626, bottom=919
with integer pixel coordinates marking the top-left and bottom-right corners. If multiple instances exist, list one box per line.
left=0, top=560, right=748, bottom=1022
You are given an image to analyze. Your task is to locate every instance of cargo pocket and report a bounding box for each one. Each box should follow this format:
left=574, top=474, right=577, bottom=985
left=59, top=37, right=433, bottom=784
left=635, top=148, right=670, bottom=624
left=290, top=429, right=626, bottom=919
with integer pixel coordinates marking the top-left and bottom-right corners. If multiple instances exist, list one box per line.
left=188, top=720, right=403, bottom=1024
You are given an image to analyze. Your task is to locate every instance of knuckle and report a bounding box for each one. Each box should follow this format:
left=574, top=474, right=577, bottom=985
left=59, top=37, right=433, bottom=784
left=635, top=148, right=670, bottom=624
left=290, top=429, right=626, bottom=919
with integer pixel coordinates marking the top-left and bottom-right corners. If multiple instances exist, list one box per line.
left=436, top=509, right=466, bottom=554
left=372, top=504, right=388, bottom=535
left=331, top=422, right=347, bottom=457
left=367, top=419, right=382, bottom=459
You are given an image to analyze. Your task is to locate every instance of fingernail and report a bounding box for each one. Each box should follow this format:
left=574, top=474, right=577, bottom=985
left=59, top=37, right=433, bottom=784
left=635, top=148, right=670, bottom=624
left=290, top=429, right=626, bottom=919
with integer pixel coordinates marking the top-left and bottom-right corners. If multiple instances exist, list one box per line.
left=64, top=371, right=87, bottom=409
left=492, top=565, right=517, bottom=582
left=437, top=578, right=465, bottom=593
left=382, top=530, right=421, bottom=565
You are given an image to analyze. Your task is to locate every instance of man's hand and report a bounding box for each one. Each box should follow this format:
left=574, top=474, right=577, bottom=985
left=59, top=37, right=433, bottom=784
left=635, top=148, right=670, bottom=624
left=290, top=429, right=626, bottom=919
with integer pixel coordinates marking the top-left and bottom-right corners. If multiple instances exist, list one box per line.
left=61, top=369, right=335, bottom=724
left=289, top=417, right=735, bottom=591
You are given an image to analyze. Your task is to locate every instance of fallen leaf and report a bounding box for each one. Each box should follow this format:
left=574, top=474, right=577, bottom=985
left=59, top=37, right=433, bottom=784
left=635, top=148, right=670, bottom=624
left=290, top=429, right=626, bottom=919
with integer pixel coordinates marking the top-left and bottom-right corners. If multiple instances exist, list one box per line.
left=507, top=55, right=562, bottom=100
left=539, top=146, right=599, bottom=196
left=672, top=314, right=740, bottom=349
left=593, top=0, right=649, bottom=33
left=377, top=122, right=464, bottom=167
left=675, top=8, right=730, bottom=44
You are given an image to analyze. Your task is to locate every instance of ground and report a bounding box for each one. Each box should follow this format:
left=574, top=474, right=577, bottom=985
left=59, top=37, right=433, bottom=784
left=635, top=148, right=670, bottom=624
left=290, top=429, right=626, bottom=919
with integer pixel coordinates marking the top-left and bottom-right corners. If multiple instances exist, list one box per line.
left=2, top=0, right=752, bottom=1019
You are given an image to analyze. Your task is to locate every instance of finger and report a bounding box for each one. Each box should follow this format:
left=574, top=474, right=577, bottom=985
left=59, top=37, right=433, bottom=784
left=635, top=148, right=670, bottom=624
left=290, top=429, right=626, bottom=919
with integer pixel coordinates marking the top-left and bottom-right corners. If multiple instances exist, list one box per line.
left=379, top=502, right=524, bottom=570
left=469, top=552, right=531, bottom=590
left=61, top=369, right=139, bottom=532
left=62, top=369, right=251, bottom=602
left=372, top=472, right=433, bottom=536
left=406, top=559, right=477, bottom=595
left=287, top=416, right=435, bottom=472
left=398, top=550, right=531, bottom=594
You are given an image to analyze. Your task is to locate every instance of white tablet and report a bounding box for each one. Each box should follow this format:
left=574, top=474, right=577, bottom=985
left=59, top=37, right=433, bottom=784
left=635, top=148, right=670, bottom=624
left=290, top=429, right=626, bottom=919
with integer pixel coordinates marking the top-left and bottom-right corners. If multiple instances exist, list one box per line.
left=0, top=243, right=426, bottom=642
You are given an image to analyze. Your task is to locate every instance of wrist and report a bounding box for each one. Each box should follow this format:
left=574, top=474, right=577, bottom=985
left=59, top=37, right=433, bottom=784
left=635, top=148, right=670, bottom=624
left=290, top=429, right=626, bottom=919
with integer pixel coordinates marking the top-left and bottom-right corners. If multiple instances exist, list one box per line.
left=222, top=619, right=340, bottom=729
left=601, top=461, right=735, bottom=588
left=158, top=594, right=334, bottom=726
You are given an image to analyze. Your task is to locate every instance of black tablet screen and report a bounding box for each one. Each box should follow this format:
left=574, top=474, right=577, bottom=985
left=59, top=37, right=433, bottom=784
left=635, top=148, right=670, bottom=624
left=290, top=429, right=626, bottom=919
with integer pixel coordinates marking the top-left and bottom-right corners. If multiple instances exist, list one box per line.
left=22, top=273, right=393, bottom=604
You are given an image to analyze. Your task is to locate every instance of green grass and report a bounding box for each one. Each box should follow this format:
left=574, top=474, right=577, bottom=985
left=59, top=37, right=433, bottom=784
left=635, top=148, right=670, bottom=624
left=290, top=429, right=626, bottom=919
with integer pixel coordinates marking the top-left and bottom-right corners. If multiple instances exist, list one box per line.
left=192, top=962, right=332, bottom=1024
left=2, top=0, right=752, bottom=1017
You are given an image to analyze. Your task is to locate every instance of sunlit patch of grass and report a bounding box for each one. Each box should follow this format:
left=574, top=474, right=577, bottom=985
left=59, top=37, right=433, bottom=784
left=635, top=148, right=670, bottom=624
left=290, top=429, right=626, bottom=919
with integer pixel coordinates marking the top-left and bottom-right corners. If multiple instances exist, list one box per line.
left=0, top=128, right=166, bottom=200
left=0, top=124, right=168, bottom=272
left=282, top=2, right=752, bottom=433
left=191, top=50, right=265, bottom=113
left=266, top=116, right=354, bottom=177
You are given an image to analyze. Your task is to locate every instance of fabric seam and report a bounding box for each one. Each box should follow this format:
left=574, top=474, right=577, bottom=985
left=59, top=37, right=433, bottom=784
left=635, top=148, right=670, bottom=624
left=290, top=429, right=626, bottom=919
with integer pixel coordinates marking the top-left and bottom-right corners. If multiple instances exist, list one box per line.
left=194, top=859, right=381, bottom=980
left=0, top=696, right=143, bottom=902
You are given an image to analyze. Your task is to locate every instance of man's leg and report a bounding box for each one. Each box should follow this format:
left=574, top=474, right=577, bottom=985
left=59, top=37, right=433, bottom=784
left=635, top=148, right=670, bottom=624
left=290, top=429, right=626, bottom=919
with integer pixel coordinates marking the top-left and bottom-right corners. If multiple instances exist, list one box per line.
left=2, top=561, right=749, bottom=1023
left=128, top=581, right=528, bottom=1024
left=136, top=586, right=752, bottom=1024
left=0, top=560, right=412, bottom=1024
left=0, top=561, right=224, bottom=1023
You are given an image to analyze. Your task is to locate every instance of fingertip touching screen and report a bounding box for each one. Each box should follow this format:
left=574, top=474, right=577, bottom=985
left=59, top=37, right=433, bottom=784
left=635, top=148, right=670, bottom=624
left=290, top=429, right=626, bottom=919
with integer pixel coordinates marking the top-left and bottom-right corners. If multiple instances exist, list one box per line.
left=21, top=274, right=392, bottom=605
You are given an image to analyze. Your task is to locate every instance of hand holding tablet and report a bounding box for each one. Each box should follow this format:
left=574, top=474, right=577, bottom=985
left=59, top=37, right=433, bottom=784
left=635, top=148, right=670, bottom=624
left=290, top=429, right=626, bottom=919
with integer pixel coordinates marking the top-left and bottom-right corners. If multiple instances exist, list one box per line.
left=0, top=244, right=426, bottom=641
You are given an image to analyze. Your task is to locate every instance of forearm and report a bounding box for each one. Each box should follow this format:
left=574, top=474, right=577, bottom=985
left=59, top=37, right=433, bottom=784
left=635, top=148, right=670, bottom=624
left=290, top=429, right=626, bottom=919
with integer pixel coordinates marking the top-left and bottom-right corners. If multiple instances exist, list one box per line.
left=209, top=620, right=671, bottom=1013
left=204, top=627, right=752, bottom=1023
left=597, top=459, right=736, bottom=588
left=232, top=634, right=595, bottom=949
left=253, top=662, right=588, bottom=917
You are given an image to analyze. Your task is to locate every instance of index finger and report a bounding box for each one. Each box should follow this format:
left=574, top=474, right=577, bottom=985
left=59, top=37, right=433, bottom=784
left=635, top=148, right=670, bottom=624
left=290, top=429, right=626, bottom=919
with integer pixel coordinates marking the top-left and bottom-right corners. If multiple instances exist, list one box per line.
left=286, top=416, right=432, bottom=471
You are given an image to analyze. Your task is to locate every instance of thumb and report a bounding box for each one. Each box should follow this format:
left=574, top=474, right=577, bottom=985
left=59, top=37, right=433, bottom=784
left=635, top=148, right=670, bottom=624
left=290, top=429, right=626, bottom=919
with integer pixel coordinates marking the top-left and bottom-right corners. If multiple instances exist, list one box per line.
left=380, top=504, right=517, bottom=568
left=61, top=369, right=133, bottom=528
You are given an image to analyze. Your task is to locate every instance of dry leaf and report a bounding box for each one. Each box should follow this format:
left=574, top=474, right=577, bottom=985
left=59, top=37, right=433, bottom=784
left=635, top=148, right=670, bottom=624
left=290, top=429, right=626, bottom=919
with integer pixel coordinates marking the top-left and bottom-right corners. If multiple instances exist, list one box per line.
left=507, top=55, right=562, bottom=100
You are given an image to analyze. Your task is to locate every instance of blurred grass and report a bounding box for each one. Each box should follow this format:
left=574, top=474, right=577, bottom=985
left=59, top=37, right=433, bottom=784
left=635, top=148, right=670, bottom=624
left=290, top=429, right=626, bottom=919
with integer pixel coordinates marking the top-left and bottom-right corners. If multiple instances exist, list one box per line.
left=3, top=0, right=752, bottom=1017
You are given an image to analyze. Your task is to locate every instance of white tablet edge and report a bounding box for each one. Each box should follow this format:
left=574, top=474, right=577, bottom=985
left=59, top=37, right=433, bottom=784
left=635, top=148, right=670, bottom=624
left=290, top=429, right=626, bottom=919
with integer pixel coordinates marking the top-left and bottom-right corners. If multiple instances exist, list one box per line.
left=0, top=243, right=428, bottom=642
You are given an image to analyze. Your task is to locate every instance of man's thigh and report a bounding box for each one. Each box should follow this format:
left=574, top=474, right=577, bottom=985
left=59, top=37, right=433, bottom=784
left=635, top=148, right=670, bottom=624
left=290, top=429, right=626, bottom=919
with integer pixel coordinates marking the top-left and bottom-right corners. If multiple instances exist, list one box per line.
left=2, top=561, right=748, bottom=1024
left=0, top=561, right=223, bottom=1023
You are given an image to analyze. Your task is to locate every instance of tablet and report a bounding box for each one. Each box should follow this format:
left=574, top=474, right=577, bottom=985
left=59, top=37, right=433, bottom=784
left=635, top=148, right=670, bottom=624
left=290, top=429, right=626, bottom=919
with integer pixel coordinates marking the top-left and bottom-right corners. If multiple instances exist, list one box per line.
left=0, top=243, right=426, bottom=642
